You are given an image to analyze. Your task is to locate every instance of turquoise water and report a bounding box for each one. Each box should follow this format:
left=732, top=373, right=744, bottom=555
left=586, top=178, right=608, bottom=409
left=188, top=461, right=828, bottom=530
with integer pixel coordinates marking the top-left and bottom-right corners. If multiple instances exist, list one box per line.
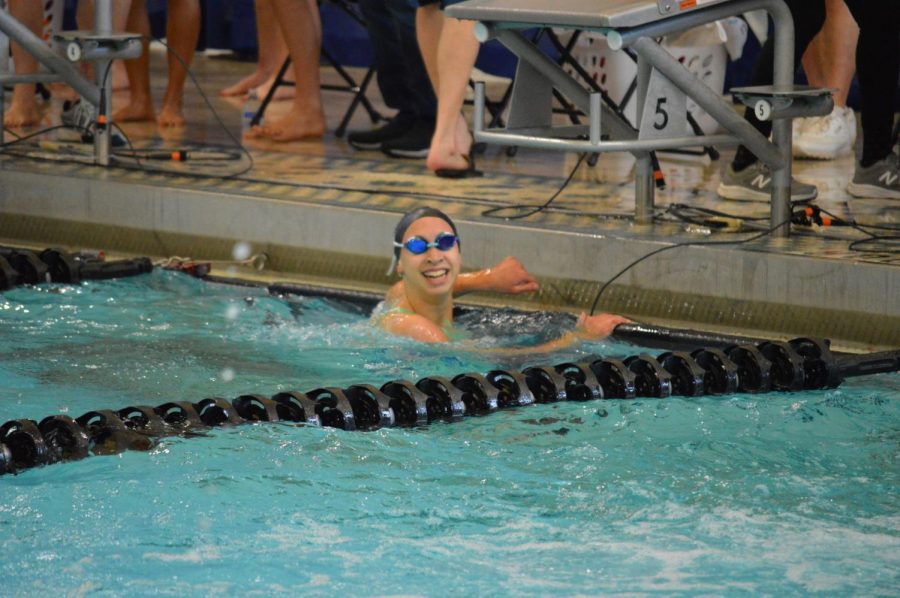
left=1, top=271, right=898, bottom=596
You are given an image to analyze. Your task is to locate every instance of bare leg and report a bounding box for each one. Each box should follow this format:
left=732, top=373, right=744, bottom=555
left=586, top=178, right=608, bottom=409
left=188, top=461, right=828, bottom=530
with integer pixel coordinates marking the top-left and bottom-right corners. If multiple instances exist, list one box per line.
left=77, top=0, right=132, bottom=90
left=4, top=0, right=43, bottom=127
left=220, top=0, right=289, bottom=97
left=158, top=0, right=201, bottom=127
left=252, top=68, right=297, bottom=102
left=415, top=5, right=443, bottom=92
left=114, top=0, right=156, bottom=122
left=801, top=0, right=858, bottom=107
left=247, top=0, right=325, bottom=141
left=416, top=10, right=478, bottom=173
left=111, top=1, right=132, bottom=90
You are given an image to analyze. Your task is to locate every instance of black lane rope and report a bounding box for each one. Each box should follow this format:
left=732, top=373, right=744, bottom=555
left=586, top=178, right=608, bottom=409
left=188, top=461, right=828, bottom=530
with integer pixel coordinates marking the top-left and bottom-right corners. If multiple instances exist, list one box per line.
left=1, top=245, right=898, bottom=476
left=2, top=332, right=896, bottom=476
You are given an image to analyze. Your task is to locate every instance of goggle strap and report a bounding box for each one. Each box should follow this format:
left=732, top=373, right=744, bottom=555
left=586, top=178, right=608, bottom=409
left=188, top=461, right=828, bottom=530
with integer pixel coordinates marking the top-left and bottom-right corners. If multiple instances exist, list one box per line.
left=386, top=251, right=400, bottom=277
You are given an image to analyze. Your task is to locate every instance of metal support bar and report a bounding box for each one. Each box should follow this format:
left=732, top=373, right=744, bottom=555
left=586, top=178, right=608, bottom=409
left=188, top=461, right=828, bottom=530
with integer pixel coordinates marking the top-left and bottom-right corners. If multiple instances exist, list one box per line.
left=474, top=82, right=486, bottom=135
left=473, top=131, right=739, bottom=154
left=611, top=0, right=792, bottom=51
left=92, top=0, right=113, bottom=166
left=0, top=73, right=61, bottom=84
left=493, top=27, right=637, bottom=144
left=630, top=38, right=784, bottom=170
left=634, top=51, right=653, bottom=223
left=0, top=10, right=100, bottom=106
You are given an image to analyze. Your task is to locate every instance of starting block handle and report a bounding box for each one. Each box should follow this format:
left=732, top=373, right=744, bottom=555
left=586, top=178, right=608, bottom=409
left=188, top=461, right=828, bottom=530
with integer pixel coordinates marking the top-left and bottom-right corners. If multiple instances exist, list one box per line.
left=752, top=95, right=834, bottom=122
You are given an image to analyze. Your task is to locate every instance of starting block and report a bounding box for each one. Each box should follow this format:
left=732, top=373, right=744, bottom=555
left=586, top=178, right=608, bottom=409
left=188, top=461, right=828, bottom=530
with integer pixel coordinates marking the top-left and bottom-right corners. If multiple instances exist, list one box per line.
left=448, top=0, right=827, bottom=235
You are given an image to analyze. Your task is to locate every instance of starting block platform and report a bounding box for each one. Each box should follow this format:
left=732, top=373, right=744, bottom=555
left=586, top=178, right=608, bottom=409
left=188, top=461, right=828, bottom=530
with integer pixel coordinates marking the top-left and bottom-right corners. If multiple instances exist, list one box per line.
left=447, top=0, right=833, bottom=234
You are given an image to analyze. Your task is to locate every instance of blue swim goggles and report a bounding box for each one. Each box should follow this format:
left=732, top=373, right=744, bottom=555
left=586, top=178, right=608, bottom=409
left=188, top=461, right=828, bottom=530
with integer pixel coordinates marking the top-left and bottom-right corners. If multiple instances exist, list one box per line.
left=394, top=232, right=459, bottom=255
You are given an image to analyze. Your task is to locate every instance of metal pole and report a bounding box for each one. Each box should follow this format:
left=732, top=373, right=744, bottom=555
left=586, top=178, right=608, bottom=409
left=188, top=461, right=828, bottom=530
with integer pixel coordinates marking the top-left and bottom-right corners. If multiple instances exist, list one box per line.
left=768, top=0, right=795, bottom=238
left=634, top=53, right=653, bottom=224
left=473, top=82, right=485, bottom=135
left=93, top=0, right=113, bottom=166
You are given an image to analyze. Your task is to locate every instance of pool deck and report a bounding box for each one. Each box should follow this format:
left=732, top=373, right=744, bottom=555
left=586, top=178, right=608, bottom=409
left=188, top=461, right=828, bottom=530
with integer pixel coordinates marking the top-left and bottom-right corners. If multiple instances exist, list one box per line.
left=1, top=51, right=898, bottom=352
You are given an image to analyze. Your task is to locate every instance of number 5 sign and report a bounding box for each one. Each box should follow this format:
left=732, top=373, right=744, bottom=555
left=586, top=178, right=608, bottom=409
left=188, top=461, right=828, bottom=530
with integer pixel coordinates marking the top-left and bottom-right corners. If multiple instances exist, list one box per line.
left=638, top=68, right=688, bottom=141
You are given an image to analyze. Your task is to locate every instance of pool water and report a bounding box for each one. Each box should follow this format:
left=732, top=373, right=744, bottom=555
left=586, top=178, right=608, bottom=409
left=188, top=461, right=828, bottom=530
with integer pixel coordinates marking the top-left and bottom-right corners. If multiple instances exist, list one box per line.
left=1, top=271, right=898, bottom=595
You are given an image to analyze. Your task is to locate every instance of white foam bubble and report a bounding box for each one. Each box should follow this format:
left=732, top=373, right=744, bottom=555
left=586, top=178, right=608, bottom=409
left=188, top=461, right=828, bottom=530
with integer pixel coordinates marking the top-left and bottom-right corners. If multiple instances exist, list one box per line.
left=232, top=241, right=252, bottom=261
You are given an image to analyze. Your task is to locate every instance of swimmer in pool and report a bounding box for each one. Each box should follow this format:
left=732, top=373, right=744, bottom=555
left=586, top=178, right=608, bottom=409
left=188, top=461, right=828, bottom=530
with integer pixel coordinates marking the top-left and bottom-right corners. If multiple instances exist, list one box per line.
left=378, top=207, right=631, bottom=345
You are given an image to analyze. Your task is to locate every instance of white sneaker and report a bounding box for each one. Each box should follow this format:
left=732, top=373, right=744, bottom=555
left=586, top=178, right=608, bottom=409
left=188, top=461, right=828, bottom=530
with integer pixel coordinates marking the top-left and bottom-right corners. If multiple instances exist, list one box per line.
left=793, top=106, right=857, bottom=160
left=792, top=116, right=809, bottom=140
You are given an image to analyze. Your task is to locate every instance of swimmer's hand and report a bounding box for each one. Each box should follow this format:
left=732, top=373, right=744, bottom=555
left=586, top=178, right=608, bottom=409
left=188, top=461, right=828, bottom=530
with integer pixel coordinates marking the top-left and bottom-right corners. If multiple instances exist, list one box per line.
left=482, top=256, right=540, bottom=295
left=575, top=312, right=631, bottom=340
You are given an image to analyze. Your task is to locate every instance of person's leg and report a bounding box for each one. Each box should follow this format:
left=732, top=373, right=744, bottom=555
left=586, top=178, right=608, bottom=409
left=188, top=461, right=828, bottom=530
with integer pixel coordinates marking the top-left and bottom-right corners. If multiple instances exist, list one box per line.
left=113, top=0, right=155, bottom=122
left=157, top=0, right=201, bottom=126
left=730, top=0, right=826, bottom=172
left=426, top=15, right=478, bottom=173
left=845, top=0, right=898, bottom=167
left=248, top=0, right=325, bottom=140
left=396, top=2, right=437, bottom=123
left=814, top=0, right=857, bottom=108
left=793, top=0, right=858, bottom=159
left=845, top=0, right=899, bottom=198
left=76, top=0, right=132, bottom=90
left=4, top=0, right=43, bottom=127
left=415, top=4, right=443, bottom=94
left=349, top=0, right=436, bottom=154
left=220, top=0, right=290, bottom=97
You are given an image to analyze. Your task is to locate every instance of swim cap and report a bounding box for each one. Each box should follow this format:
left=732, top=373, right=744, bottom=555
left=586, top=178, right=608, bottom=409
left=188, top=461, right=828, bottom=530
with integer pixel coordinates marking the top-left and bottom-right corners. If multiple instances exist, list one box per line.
left=387, top=206, right=460, bottom=276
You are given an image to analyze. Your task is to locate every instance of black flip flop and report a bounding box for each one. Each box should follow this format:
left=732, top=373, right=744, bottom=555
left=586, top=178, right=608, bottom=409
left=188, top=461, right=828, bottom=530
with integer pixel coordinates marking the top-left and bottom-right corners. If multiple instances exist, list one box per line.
left=435, top=154, right=483, bottom=179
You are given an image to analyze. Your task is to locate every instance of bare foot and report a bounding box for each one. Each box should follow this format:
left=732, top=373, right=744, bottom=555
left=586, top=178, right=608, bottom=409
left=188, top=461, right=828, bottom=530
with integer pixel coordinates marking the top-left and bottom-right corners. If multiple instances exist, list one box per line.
left=243, top=124, right=269, bottom=140
left=253, top=72, right=296, bottom=102
left=426, top=114, right=471, bottom=172
left=247, top=108, right=325, bottom=142
left=157, top=103, right=186, bottom=127
left=253, top=85, right=297, bottom=102
left=113, top=99, right=156, bottom=123
left=3, top=96, right=42, bottom=127
left=220, top=70, right=269, bottom=98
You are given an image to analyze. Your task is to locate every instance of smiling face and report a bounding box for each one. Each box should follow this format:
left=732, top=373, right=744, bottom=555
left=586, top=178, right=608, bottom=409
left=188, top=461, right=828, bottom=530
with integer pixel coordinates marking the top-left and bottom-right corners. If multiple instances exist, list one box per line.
left=396, top=216, right=462, bottom=299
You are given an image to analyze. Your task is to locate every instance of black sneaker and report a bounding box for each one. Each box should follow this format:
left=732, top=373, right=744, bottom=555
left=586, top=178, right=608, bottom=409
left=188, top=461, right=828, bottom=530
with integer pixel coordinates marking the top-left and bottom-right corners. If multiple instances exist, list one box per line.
left=347, top=112, right=417, bottom=151
left=382, top=118, right=435, bottom=159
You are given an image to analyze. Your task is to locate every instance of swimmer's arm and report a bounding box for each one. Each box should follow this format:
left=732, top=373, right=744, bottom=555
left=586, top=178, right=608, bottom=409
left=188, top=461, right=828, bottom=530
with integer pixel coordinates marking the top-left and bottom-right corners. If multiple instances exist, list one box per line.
left=480, top=312, right=631, bottom=354
left=454, top=256, right=540, bottom=296
left=380, top=312, right=450, bottom=343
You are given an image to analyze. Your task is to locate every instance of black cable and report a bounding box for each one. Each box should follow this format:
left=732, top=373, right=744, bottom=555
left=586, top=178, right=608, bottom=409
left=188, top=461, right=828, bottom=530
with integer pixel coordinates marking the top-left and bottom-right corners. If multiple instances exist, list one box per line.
left=2, top=126, right=23, bottom=140
left=0, top=123, right=94, bottom=149
left=847, top=236, right=900, bottom=253
left=809, top=206, right=900, bottom=254
left=148, top=36, right=254, bottom=178
left=588, top=220, right=786, bottom=316
left=482, top=153, right=588, bottom=220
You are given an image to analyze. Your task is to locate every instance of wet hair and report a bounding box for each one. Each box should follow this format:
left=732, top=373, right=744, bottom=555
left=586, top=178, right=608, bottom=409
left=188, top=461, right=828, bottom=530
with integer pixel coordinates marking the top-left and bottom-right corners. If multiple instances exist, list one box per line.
left=387, top=206, right=460, bottom=275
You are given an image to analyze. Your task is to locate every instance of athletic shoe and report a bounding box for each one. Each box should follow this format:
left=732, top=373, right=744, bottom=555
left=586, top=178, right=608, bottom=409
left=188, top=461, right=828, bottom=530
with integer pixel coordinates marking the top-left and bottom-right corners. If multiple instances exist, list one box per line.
left=791, top=116, right=808, bottom=140
left=61, top=98, right=95, bottom=133
left=347, top=112, right=418, bottom=151
left=381, top=118, right=435, bottom=159
left=847, top=152, right=900, bottom=199
left=793, top=106, right=857, bottom=160
left=717, top=161, right=818, bottom=201
left=61, top=98, right=126, bottom=147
